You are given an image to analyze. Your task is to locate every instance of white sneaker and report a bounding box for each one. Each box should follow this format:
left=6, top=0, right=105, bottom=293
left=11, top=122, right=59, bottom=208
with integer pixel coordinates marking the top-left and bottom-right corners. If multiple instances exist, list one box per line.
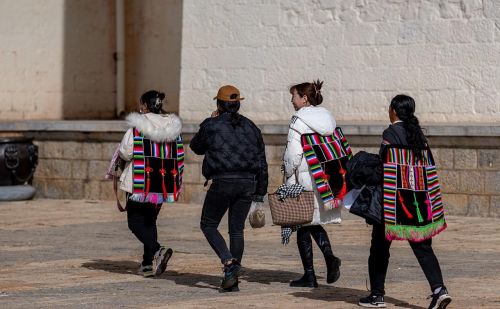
left=153, top=247, right=173, bottom=276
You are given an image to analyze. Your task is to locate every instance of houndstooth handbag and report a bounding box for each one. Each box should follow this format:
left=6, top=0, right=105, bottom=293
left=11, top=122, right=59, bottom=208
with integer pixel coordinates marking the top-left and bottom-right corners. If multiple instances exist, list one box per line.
left=269, top=172, right=315, bottom=226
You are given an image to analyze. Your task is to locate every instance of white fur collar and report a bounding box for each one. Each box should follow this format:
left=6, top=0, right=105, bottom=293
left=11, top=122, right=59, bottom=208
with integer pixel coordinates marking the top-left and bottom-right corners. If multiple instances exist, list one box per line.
left=126, top=112, right=182, bottom=142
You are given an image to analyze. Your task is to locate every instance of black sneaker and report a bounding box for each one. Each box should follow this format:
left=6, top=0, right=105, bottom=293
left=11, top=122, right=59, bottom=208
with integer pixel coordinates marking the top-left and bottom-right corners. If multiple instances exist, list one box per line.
left=137, top=264, right=154, bottom=278
left=220, top=260, right=241, bottom=291
left=428, top=287, right=452, bottom=309
left=359, top=294, right=386, bottom=308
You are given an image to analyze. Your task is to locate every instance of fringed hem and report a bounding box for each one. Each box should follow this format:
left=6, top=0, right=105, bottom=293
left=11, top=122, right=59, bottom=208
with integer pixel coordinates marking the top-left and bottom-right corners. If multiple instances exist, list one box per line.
left=385, top=219, right=447, bottom=242
left=129, top=192, right=180, bottom=204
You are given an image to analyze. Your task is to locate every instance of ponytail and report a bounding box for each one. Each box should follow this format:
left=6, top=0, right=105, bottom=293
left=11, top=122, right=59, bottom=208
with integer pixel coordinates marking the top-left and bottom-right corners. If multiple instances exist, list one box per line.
left=289, top=79, right=324, bottom=106
left=390, top=95, right=427, bottom=158
left=140, top=90, right=166, bottom=114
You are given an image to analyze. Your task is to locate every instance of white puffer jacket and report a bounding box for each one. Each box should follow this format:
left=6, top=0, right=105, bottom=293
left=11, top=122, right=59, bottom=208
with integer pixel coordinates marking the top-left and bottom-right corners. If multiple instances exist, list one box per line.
left=283, top=106, right=341, bottom=225
left=118, top=112, right=182, bottom=193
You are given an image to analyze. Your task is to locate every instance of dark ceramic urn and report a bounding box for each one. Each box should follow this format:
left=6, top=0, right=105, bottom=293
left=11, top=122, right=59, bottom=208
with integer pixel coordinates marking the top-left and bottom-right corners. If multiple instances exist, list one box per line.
left=0, top=138, right=38, bottom=186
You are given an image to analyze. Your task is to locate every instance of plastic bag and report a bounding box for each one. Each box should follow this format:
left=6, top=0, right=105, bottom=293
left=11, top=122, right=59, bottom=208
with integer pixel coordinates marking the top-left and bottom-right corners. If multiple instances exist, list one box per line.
left=248, top=201, right=265, bottom=228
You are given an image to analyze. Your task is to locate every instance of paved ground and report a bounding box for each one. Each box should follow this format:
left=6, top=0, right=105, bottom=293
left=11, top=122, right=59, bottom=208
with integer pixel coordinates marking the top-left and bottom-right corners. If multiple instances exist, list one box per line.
left=0, top=199, right=499, bottom=308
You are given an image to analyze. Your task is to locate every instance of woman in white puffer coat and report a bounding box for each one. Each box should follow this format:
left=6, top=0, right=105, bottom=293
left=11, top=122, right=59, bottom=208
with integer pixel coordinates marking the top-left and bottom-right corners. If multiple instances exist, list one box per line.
left=283, top=80, right=342, bottom=288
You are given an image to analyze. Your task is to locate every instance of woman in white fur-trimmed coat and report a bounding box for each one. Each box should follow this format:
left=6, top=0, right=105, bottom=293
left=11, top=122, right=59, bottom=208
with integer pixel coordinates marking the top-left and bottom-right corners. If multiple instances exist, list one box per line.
left=283, top=80, right=341, bottom=288
left=118, top=90, right=182, bottom=278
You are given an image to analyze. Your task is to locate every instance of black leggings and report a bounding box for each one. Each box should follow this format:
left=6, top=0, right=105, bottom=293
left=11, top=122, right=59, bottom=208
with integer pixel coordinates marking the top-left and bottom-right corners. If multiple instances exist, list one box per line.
left=126, top=199, right=161, bottom=266
left=368, top=223, right=444, bottom=295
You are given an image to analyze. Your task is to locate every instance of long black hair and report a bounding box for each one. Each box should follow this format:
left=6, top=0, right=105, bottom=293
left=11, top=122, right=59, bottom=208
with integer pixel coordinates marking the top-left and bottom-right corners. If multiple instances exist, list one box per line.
left=217, top=99, right=242, bottom=127
left=390, top=94, right=427, bottom=158
left=140, top=90, right=166, bottom=114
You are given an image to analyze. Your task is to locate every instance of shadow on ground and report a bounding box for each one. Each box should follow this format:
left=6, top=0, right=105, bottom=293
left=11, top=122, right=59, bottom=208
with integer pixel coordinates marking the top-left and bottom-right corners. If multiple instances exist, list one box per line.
left=82, top=260, right=423, bottom=308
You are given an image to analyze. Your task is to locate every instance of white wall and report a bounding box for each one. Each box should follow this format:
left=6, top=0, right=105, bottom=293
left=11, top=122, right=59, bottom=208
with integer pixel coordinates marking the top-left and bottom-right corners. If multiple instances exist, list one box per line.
left=179, top=0, right=500, bottom=124
left=0, top=0, right=64, bottom=120
left=0, top=0, right=116, bottom=120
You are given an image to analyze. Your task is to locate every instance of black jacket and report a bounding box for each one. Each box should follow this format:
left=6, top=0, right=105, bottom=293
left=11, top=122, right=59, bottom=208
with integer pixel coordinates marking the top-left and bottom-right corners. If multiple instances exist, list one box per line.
left=346, top=151, right=383, bottom=225
left=189, top=113, right=268, bottom=198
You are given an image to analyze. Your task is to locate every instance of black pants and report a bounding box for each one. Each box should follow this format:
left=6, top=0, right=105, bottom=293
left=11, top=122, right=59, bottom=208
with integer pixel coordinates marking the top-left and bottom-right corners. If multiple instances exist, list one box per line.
left=368, top=223, right=444, bottom=295
left=297, top=225, right=334, bottom=271
left=200, top=178, right=256, bottom=264
left=127, top=199, right=161, bottom=266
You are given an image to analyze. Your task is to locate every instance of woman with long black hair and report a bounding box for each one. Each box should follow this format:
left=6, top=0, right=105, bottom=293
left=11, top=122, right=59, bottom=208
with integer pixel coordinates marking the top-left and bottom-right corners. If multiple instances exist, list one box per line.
left=118, top=90, right=182, bottom=278
left=359, top=95, right=451, bottom=309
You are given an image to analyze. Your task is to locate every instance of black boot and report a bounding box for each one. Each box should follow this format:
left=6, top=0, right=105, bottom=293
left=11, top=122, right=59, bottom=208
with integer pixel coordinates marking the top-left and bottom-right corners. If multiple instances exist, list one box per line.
left=325, top=255, right=341, bottom=284
left=311, top=225, right=341, bottom=284
left=290, top=270, right=318, bottom=287
left=290, top=229, right=318, bottom=288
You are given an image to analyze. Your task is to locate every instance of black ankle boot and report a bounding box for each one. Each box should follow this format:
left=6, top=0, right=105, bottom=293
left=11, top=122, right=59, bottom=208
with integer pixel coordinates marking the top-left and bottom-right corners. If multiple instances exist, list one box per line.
left=325, top=255, right=341, bottom=284
left=290, top=270, right=318, bottom=287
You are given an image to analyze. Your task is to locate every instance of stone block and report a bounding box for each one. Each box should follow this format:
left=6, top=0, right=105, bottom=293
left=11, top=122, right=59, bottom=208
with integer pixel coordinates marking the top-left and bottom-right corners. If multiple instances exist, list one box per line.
left=474, top=91, right=499, bottom=114
left=484, top=0, right=500, bottom=18
left=345, top=23, right=376, bottom=45
left=452, top=90, right=475, bottom=114
left=485, top=171, right=500, bottom=194
left=71, top=160, right=88, bottom=180
left=424, top=22, right=449, bottom=44
left=420, top=67, right=448, bottom=90
left=442, top=194, right=469, bottom=216
left=375, top=23, right=399, bottom=45
left=496, top=19, right=500, bottom=42
left=84, top=180, right=100, bottom=200
left=88, top=160, right=109, bottom=180
left=44, top=179, right=85, bottom=199
left=398, top=22, right=424, bottom=44
left=61, top=142, right=83, bottom=159
left=459, top=171, right=485, bottom=194
left=41, top=141, right=64, bottom=159
left=35, top=159, right=52, bottom=178
left=378, top=46, right=407, bottom=67
left=478, top=150, right=500, bottom=169
left=490, top=196, right=500, bottom=218
left=431, top=148, right=454, bottom=169
left=44, top=159, right=72, bottom=179
left=439, top=170, right=461, bottom=193
left=101, top=142, right=119, bottom=160
left=99, top=181, right=114, bottom=200
left=268, top=164, right=283, bottom=188
left=440, top=1, right=462, bottom=18
left=265, top=145, right=285, bottom=164
left=467, top=195, right=490, bottom=217
left=184, top=147, right=203, bottom=163
left=454, top=149, right=477, bottom=169
left=183, top=163, right=202, bottom=184
left=81, top=142, right=102, bottom=160
left=179, top=184, right=206, bottom=204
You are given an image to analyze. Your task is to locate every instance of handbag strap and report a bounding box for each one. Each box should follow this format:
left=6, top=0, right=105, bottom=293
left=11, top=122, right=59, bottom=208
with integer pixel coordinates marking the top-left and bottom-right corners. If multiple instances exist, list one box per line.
left=113, top=175, right=126, bottom=212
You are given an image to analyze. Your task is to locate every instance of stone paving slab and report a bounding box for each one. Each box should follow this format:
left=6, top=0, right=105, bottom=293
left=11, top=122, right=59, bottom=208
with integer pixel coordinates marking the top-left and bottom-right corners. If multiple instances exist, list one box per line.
left=0, top=199, right=499, bottom=308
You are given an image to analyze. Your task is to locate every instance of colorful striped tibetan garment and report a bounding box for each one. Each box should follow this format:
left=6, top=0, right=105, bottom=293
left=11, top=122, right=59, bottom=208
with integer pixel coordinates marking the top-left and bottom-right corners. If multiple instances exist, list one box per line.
left=382, top=146, right=446, bottom=242
left=131, top=128, right=184, bottom=204
left=301, top=127, right=353, bottom=209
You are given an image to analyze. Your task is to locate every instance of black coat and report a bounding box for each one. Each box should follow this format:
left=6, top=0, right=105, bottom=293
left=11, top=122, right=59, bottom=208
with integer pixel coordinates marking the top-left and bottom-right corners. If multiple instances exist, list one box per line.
left=346, top=151, right=383, bottom=225
left=189, top=113, right=268, bottom=197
